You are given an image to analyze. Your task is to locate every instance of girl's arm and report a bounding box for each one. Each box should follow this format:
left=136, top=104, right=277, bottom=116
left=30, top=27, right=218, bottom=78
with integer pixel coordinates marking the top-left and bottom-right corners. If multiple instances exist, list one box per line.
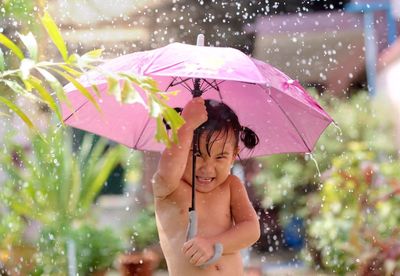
left=182, top=175, right=260, bottom=266
left=152, top=98, right=207, bottom=199
left=211, top=175, right=260, bottom=253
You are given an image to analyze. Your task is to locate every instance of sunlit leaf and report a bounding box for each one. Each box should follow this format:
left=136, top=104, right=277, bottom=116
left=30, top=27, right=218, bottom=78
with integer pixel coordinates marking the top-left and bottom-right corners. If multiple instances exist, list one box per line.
left=1, top=79, right=41, bottom=102
left=68, top=159, right=81, bottom=215
left=156, top=116, right=170, bottom=147
left=18, top=32, right=38, bottom=61
left=0, top=47, right=4, bottom=72
left=19, top=58, right=35, bottom=80
left=162, top=105, right=185, bottom=143
left=28, top=76, right=62, bottom=121
left=0, top=33, right=24, bottom=60
left=57, top=64, right=82, bottom=77
left=80, top=145, right=121, bottom=212
left=50, top=68, right=100, bottom=111
left=40, top=11, right=68, bottom=62
left=0, top=110, right=10, bottom=117
left=82, top=48, right=103, bottom=59
left=36, top=67, right=70, bottom=106
left=121, top=79, right=146, bottom=105
left=91, top=84, right=101, bottom=97
left=107, top=76, right=121, bottom=101
left=0, top=96, right=37, bottom=132
left=147, top=94, right=162, bottom=118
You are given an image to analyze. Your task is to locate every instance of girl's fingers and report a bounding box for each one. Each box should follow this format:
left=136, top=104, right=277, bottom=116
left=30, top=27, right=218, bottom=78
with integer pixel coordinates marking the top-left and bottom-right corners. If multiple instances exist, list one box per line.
left=190, top=251, right=203, bottom=265
left=194, top=255, right=209, bottom=266
left=182, top=241, right=193, bottom=253
left=184, top=245, right=197, bottom=258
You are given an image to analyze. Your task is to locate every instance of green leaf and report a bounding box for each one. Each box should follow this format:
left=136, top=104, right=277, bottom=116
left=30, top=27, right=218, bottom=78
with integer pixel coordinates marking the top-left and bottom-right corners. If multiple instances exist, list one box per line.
left=0, top=33, right=24, bottom=60
left=147, top=94, right=162, bottom=118
left=121, top=79, right=146, bottom=105
left=19, top=58, right=35, bottom=80
left=28, top=76, right=62, bottom=121
left=1, top=79, right=42, bottom=102
left=36, top=67, right=70, bottom=106
left=82, top=48, right=103, bottom=59
left=0, top=96, right=36, bottom=131
left=107, top=76, right=121, bottom=101
left=91, top=84, right=101, bottom=97
left=0, top=47, right=4, bottom=72
left=156, top=116, right=170, bottom=147
left=17, top=32, right=38, bottom=61
left=57, top=64, right=82, bottom=77
left=0, top=110, right=10, bottom=117
left=68, top=159, right=81, bottom=214
left=50, top=68, right=100, bottom=111
left=80, top=146, right=121, bottom=212
left=162, top=105, right=185, bottom=143
left=40, top=11, right=68, bottom=62
left=119, top=73, right=160, bottom=93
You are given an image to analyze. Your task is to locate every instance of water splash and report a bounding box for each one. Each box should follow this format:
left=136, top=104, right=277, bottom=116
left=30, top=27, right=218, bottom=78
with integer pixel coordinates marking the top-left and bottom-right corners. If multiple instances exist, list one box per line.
left=306, top=152, right=321, bottom=177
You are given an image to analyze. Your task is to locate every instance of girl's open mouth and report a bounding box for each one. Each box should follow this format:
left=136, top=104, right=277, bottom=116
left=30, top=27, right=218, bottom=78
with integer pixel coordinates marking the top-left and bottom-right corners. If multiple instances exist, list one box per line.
left=196, top=176, right=215, bottom=184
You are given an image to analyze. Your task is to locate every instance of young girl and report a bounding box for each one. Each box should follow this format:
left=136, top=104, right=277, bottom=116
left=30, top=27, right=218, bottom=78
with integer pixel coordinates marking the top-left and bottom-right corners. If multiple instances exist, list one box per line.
left=153, top=97, right=260, bottom=275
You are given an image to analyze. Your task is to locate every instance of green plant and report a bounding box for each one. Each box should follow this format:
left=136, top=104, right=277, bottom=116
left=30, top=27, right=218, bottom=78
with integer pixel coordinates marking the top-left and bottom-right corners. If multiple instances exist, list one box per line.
left=37, top=224, right=123, bottom=275
left=75, top=225, right=122, bottom=275
left=254, top=91, right=397, bottom=221
left=0, top=212, right=26, bottom=249
left=0, top=11, right=184, bottom=146
left=304, top=142, right=400, bottom=275
left=126, top=206, right=158, bottom=252
left=0, top=126, right=123, bottom=274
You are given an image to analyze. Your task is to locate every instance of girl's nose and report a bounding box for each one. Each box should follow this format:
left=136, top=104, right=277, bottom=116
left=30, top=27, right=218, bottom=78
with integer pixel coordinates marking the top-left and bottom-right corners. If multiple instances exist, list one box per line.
left=198, top=159, right=214, bottom=173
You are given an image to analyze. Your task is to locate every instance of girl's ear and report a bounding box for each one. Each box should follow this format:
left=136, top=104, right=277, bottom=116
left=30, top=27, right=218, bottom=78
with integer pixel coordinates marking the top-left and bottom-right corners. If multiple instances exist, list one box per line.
left=231, top=146, right=240, bottom=162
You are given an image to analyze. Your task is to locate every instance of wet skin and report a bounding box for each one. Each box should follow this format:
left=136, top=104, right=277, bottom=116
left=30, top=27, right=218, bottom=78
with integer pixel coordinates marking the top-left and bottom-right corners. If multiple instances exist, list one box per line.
left=153, top=98, right=260, bottom=275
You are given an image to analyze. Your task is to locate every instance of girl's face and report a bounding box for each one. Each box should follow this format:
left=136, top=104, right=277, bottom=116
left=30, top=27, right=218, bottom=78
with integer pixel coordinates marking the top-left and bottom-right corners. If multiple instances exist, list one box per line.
left=182, top=130, right=238, bottom=193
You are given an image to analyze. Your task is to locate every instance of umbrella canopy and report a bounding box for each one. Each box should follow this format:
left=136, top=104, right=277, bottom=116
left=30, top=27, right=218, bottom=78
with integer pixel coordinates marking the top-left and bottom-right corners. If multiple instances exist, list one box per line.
left=62, top=41, right=333, bottom=159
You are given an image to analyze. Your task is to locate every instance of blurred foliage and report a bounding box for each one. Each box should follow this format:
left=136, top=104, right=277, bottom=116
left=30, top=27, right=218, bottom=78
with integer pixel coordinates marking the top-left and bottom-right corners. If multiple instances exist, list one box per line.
left=126, top=206, right=158, bottom=252
left=304, top=142, right=400, bottom=275
left=254, top=91, right=397, bottom=222
left=0, top=11, right=184, bottom=147
left=36, top=224, right=123, bottom=275
left=1, top=0, right=37, bottom=22
left=0, top=126, right=123, bottom=274
left=0, top=212, right=26, bottom=248
left=0, top=126, right=123, bottom=227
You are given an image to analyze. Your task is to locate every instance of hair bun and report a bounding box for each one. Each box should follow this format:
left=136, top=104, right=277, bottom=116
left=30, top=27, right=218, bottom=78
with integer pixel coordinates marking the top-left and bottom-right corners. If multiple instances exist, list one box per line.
left=240, top=126, right=259, bottom=149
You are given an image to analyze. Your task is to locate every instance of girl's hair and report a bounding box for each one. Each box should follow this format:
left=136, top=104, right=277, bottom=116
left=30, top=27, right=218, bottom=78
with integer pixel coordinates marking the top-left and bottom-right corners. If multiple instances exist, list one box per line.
left=197, top=99, right=259, bottom=156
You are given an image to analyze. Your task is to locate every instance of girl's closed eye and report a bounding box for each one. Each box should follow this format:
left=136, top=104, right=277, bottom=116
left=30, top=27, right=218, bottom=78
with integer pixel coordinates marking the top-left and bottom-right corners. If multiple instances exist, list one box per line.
left=216, top=154, right=228, bottom=160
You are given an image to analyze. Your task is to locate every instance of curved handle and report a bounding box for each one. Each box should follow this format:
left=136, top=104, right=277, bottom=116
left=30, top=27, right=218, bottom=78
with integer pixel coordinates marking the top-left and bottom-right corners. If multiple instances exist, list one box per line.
left=200, top=243, right=223, bottom=268
left=186, top=210, right=223, bottom=268
left=186, top=210, right=198, bottom=240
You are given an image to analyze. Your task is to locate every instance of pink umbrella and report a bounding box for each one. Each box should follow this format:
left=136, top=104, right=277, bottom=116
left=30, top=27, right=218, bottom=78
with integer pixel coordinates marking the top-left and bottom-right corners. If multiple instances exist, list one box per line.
left=62, top=37, right=333, bottom=159
left=62, top=35, right=333, bottom=266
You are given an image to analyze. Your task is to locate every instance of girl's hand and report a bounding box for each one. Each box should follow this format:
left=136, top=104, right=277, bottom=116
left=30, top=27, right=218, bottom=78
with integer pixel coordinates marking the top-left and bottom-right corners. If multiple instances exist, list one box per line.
left=182, top=236, right=214, bottom=266
left=181, top=97, right=208, bottom=130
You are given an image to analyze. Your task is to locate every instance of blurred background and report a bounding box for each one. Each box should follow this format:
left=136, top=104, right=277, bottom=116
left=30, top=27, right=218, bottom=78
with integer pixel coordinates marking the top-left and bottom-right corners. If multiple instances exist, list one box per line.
left=1, top=0, right=400, bottom=275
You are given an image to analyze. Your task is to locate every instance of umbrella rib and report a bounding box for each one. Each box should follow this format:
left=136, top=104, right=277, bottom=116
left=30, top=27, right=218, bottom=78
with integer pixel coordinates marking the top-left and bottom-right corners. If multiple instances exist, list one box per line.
left=202, top=79, right=224, bottom=94
left=134, top=115, right=151, bottom=149
left=166, top=77, right=193, bottom=92
left=63, top=101, right=88, bottom=123
left=266, top=88, right=312, bottom=153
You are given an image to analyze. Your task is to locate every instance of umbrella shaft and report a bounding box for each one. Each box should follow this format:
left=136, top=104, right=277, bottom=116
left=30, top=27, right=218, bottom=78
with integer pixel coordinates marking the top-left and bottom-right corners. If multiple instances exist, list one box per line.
left=190, top=128, right=200, bottom=211
left=190, top=79, right=202, bottom=212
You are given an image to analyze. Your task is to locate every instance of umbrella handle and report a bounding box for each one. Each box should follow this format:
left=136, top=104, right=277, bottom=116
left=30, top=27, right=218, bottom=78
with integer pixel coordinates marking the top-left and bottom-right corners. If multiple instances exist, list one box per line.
left=186, top=210, right=198, bottom=240
left=200, top=243, right=223, bottom=268
left=186, top=210, right=224, bottom=268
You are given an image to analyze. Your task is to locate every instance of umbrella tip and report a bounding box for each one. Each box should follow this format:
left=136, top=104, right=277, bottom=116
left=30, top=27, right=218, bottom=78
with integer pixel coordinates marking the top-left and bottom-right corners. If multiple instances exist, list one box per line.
left=196, top=34, right=205, bottom=46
